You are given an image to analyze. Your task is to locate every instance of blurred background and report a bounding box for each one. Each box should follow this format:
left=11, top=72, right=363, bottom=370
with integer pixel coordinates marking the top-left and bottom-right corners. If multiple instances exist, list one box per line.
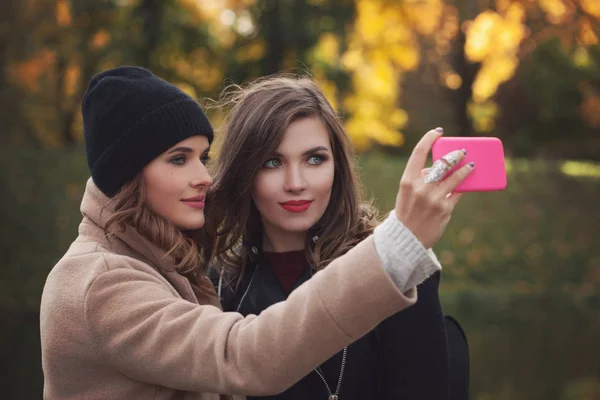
left=1, top=0, right=599, bottom=399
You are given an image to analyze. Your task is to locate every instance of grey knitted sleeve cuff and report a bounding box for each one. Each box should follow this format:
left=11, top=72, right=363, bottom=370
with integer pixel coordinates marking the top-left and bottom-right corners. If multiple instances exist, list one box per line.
left=373, top=211, right=442, bottom=292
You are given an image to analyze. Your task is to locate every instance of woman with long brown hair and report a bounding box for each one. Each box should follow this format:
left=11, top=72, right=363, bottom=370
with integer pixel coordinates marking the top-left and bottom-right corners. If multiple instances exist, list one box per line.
left=209, top=75, right=471, bottom=400
left=40, top=67, right=471, bottom=400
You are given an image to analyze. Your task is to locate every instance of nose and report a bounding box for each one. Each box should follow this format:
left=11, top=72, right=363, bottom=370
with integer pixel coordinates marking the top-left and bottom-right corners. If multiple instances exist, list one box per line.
left=283, top=164, right=307, bottom=193
left=190, top=162, right=213, bottom=189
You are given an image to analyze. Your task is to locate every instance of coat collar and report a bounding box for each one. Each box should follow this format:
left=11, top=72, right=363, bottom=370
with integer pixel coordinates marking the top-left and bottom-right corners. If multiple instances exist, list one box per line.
left=235, top=258, right=312, bottom=316
left=80, top=178, right=179, bottom=272
left=79, top=178, right=219, bottom=306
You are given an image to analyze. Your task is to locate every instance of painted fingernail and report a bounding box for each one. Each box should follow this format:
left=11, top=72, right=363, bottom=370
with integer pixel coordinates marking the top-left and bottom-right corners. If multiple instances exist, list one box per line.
left=468, top=162, right=475, bottom=168
left=435, top=127, right=443, bottom=132
left=462, top=149, right=467, bottom=155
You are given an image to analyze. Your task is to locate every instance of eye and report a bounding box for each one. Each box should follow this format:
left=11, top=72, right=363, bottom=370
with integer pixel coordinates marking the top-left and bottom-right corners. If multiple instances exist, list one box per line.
left=200, top=154, right=211, bottom=165
left=307, top=155, right=324, bottom=165
left=263, top=158, right=282, bottom=169
left=170, top=155, right=186, bottom=165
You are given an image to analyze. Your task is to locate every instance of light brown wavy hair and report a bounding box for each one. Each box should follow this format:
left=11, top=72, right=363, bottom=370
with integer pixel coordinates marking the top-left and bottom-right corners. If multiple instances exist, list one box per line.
left=205, top=75, right=380, bottom=286
left=105, top=173, right=217, bottom=301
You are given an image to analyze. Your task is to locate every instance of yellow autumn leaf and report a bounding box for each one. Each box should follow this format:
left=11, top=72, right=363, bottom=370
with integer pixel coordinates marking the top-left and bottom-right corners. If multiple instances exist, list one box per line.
left=344, top=119, right=372, bottom=151
left=56, top=0, right=72, bottom=27
left=465, top=11, right=501, bottom=62
left=581, top=0, right=600, bottom=19
left=468, top=100, right=499, bottom=132
left=505, top=2, right=526, bottom=23
left=64, top=64, right=80, bottom=97
left=341, top=48, right=364, bottom=70
left=383, top=24, right=412, bottom=44
left=352, top=64, right=396, bottom=101
left=579, top=18, right=599, bottom=46
left=404, top=0, right=444, bottom=36
left=439, top=7, right=460, bottom=40
left=315, top=78, right=339, bottom=111
left=389, top=108, right=408, bottom=128
left=174, top=82, right=197, bottom=99
left=355, top=0, right=383, bottom=45
left=90, top=30, right=111, bottom=50
left=388, top=45, right=420, bottom=71
left=472, top=73, right=498, bottom=102
left=538, top=0, right=568, bottom=23
left=492, top=55, right=519, bottom=82
left=573, top=45, right=591, bottom=67
left=236, top=40, right=266, bottom=62
left=495, top=0, right=511, bottom=14
left=314, top=33, right=340, bottom=65
left=443, top=72, right=462, bottom=89
left=10, top=50, right=57, bottom=92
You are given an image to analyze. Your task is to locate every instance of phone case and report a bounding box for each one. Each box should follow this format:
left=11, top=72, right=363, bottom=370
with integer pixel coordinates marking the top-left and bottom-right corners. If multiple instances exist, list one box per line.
left=431, top=136, right=507, bottom=192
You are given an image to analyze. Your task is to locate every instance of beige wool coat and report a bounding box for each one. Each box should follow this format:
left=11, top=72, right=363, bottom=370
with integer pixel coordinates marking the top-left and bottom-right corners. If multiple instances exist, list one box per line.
left=40, top=179, right=417, bottom=400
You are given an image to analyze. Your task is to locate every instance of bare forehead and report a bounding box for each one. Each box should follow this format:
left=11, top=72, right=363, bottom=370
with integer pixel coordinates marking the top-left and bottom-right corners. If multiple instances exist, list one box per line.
left=274, top=116, right=330, bottom=154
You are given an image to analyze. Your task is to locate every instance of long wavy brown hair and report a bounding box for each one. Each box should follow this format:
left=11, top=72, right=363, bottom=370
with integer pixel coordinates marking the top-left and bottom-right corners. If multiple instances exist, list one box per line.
left=105, top=173, right=217, bottom=301
left=205, top=75, right=380, bottom=286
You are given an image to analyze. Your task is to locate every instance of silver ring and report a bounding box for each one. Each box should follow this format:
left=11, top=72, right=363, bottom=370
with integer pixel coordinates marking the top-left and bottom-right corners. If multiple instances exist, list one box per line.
left=424, top=160, right=450, bottom=183
left=441, top=149, right=465, bottom=167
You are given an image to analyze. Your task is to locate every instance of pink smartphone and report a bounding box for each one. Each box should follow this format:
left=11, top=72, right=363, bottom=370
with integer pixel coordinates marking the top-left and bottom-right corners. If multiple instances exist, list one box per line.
left=431, top=136, right=507, bottom=192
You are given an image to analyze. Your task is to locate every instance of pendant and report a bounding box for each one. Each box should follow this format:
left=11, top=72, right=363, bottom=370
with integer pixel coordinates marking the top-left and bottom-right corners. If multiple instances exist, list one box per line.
left=329, top=396, right=338, bottom=400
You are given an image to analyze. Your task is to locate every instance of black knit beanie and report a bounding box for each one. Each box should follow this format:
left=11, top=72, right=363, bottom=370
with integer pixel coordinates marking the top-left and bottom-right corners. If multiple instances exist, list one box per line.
left=82, top=66, right=214, bottom=197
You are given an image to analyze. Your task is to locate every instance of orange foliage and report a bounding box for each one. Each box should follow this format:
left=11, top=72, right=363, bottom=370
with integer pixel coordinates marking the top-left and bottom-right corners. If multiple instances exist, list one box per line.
left=10, top=50, right=57, bottom=92
left=64, top=64, right=80, bottom=97
left=581, top=90, right=600, bottom=128
left=90, top=30, right=111, bottom=50
left=56, top=0, right=72, bottom=27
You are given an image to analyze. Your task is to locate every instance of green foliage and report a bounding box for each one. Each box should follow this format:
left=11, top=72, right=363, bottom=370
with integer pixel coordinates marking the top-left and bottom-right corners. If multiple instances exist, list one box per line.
left=497, top=40, right=600, bottom=160
left=359, top=152, right=600, bottom=289
left=0, top=147, right=88, bottom=311
left=358, top=151, right=600, bottom=400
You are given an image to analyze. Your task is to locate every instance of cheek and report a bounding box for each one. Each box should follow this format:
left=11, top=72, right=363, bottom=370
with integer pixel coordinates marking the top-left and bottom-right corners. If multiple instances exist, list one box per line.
left=252, top=174, right=278, bottom=210
left=144, top=170, right=179, bottom=215
left=312, top=165, right=335, bottom=200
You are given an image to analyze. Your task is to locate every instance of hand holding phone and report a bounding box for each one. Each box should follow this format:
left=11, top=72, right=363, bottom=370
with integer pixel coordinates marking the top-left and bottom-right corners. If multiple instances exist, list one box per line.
left=431, top=136, right=507, bottom=192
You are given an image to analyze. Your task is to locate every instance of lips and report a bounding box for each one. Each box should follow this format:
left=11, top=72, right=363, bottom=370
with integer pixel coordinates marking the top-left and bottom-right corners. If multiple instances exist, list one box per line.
left=279, top=200, right=313, bottom=213
left=181, top=195, right=205, bottom=209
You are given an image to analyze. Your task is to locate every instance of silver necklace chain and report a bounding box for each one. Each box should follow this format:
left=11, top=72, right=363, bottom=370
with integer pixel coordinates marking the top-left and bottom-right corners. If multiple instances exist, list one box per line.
left=313, top=346, right=348, bottom=400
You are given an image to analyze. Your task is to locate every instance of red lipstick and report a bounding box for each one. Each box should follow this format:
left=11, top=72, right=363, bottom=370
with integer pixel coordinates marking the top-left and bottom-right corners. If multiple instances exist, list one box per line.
left=181, top=195, right=205, bottom=209
left=280, top=200, right=312, bottom=213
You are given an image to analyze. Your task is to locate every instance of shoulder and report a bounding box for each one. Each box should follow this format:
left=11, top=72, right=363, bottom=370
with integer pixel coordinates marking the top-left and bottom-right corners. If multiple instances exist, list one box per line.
left=46, top=234, right=168, bottom=303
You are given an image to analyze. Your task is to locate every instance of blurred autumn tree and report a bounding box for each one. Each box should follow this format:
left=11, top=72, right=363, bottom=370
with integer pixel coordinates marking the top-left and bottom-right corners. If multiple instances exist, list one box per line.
left=2, top=0, right=599, bottom=155
left=325, top=0, right=600, bottom=153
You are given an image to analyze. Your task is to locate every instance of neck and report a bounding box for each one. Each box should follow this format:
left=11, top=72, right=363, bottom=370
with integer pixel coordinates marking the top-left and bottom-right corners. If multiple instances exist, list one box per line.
left=262, top=229, right=307, bottom=253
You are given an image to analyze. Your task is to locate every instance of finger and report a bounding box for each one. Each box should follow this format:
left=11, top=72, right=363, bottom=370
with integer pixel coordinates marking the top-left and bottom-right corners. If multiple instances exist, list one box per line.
left=446, top=191, right=464, bottom=208
left=424, top=148, right=467, bottom=184
left=404, top=127, right=444, bottom=180
left=424, top=159, right=451, bottom=184
left=439, top=162, right=475, bottom=193
left=420, top=168, right=431, bottom=178
left=440, top=149, right=467, bottom=167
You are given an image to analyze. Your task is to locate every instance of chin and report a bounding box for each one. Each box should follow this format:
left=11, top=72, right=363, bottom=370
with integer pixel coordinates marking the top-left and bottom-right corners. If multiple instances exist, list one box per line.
left=279, top=219, right=317, bottom=234
left=174, top=215, right=205, bottom=231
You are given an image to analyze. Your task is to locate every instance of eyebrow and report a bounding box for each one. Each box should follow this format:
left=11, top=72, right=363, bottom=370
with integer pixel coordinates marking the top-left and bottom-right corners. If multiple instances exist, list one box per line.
left=168, top=146, right=210, bottom=154
left=272, top=146, right=329, bottom=157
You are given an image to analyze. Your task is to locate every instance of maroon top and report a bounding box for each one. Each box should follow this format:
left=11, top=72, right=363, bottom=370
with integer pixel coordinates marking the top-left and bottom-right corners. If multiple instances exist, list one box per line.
left=263, top=250, right=309, bottom=294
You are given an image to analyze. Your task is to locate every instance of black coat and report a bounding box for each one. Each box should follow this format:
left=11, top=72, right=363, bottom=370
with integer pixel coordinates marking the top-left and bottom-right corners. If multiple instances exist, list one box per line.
left=210, top=254, right=468, bottom=400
